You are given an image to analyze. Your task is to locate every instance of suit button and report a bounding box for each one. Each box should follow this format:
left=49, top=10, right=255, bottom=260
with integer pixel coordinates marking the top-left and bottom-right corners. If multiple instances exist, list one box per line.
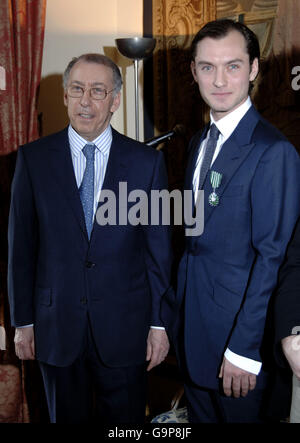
left=85, top=261, right=96, bottom=268
left=80, top=297, right=87, bottom=304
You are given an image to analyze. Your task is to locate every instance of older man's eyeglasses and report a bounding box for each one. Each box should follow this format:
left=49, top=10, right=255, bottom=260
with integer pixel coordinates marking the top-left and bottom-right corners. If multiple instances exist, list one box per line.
left=67, top=85, right=115, bottom=100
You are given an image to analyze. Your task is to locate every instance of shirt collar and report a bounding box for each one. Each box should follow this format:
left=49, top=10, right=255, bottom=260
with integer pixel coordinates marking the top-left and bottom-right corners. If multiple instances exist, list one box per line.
left=210, top=96, right=252, bottom=142
left=68, top=124, right=112, bottom=157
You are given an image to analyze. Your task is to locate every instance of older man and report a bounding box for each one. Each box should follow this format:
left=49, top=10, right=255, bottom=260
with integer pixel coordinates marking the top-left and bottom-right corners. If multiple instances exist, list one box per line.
left=8, top=53, right=172, bottom=423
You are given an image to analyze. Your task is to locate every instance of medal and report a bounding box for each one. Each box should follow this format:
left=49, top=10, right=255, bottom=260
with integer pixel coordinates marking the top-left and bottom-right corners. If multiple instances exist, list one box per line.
left=208, top=192, right=219, bottom=206
left=209, top=170, right=222, bottom=206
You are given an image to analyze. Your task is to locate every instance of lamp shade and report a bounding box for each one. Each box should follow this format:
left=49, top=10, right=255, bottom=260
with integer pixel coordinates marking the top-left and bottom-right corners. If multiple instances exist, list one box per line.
left=116, top=37, right=156, bottom=60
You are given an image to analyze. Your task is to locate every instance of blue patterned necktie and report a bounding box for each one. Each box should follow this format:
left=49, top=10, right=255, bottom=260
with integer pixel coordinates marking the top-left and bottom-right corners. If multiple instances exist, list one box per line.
left=79, top=144, right=96, bottom=239
left=198, top=123, right=220, bottom=190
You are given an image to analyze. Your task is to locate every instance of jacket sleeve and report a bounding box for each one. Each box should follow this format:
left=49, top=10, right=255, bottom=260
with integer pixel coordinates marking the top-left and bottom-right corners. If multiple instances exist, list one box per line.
left=273, top=217, right=300, bottom=367
left=8, top=146, right=38, bottom=327
left=227, top=140, right=300, bottom=362
left=141, top=150, right=173, bottom=326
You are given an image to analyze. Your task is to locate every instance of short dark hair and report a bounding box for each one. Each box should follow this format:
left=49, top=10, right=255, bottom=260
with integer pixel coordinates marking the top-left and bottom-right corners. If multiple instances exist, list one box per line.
left=191, top=19, right=260, bottom=66
left=63, top=53, right=123, bottom=95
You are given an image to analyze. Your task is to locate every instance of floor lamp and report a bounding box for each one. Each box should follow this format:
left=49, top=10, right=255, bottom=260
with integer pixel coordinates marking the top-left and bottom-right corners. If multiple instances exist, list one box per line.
left=116, top=37, right=156, bottom=141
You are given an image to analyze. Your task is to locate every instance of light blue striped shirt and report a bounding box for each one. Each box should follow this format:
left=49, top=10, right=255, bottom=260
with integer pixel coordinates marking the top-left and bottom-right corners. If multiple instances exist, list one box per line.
left=68, top=124, right=112, bottom=218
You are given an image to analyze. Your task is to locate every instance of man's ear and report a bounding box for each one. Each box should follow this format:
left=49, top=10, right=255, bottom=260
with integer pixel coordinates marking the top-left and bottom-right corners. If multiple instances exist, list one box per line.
left=249, top=57, right=259, bottom=82
left=191, top=61, right=197, bottom=82
left=110, top=91, right=121, bottom=113
left=63, top=90, right=68, bottom=107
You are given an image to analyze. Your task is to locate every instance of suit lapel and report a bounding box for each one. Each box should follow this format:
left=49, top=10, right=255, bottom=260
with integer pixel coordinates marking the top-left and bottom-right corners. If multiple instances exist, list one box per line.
left=202, top=138, right=255, bottom=224
left=48, top=128, right=87, bottom=237
left=184, top=127, right=208, bottom=192
left=201, top=106, right=260, bottom=225
left=101, top=129, right=128, bottom=194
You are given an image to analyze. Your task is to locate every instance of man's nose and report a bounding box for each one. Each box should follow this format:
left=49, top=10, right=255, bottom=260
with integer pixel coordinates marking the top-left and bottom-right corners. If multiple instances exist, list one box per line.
left=213, top=68, right=227, bottom=88
left=79, top=89, right=92, bottom=106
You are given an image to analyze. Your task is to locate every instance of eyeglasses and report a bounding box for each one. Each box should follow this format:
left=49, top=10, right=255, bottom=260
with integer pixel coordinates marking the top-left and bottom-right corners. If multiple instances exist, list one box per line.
left=67, top=85, right=115, bottom=100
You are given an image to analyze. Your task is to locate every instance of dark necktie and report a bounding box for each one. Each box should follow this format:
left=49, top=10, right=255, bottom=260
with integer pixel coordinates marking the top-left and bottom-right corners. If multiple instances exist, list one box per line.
left=198, top=123, right=220, bottom=190
left=79, top=144, right=96, bottom=239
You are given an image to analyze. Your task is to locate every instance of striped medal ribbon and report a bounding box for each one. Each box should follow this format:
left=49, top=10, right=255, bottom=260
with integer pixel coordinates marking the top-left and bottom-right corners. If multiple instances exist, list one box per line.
left=208, top=170, right=223, bottom=207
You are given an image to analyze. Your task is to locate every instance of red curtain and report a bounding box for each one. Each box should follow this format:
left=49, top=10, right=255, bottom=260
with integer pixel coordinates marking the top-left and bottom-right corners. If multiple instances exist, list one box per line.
left=0, top=0, right=46, bottom=155
left=0, top=0, right=46, bottom=423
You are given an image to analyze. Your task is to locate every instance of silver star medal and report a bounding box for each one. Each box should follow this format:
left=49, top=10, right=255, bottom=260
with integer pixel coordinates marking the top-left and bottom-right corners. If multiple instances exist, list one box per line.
left=208, top=170, right=222, bottom=206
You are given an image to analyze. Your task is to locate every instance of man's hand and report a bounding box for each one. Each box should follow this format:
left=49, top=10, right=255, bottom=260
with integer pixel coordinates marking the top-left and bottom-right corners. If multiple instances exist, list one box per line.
left=282, top=335, right=300, bottom=380
left=146, top=328, right=169, bottom=371
left=219, top=356, right=256, bottom=398
left=14, top=326, right=35, bottom=360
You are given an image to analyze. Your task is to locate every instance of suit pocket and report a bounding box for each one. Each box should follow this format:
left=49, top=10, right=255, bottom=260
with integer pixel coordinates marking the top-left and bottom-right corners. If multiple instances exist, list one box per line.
left=212, top=280, right=241, bottom=313
left=36, top=287, right=52, bottom=306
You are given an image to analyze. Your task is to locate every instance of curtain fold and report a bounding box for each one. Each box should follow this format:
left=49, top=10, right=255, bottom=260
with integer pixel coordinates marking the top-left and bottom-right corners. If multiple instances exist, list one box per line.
left=0, top=0, right=47, bottom=423
left=0, top=0, right=46, bottom=155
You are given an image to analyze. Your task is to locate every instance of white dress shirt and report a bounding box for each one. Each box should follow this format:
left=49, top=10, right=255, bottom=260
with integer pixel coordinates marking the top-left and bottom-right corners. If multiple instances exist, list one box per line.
left=68, top=123, right=112, bottom=218
left=192, top=97, right=261, bottom=375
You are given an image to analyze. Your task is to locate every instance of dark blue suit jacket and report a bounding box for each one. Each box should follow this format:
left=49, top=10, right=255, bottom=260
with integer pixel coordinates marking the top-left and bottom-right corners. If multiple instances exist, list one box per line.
left=274, top=216, right=300, bottom=365
left=8, top=127, right=172, bottom=368
left=163, top=106, right=300, bottom=390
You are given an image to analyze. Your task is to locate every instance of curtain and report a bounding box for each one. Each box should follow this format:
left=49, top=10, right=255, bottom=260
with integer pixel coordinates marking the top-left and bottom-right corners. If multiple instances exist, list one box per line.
left=0, top=0, right=47, bottom=423
left=0, top=0, right=46, bottom=155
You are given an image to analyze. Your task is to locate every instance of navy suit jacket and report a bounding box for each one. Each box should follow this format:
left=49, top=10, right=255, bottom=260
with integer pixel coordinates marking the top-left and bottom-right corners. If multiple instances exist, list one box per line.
left=274, top=216, right=300, bottom=366
left=8, top=127, right=172, bottom=368
left=163, top=105, right=300, bottom=390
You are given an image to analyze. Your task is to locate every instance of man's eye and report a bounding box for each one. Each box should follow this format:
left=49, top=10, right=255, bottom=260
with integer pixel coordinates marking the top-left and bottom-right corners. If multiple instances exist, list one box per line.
left=229, top=64, right=239, bottom=70
left=202, top=65, right=212, bottom=71
left=70, top=86, right=82, bottom=92
left=93, top=88, right=105, bottom=94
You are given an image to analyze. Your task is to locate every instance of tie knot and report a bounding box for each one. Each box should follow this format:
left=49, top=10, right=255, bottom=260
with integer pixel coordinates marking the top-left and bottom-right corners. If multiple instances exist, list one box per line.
left=209, top=123, right=220, bottom=140
left=82, top=144, right=96, bottom=161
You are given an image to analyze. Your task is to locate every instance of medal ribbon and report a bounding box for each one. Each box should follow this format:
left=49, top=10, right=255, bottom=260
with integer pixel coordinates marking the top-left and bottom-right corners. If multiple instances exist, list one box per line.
left=210, top=170, right=222, bottom=189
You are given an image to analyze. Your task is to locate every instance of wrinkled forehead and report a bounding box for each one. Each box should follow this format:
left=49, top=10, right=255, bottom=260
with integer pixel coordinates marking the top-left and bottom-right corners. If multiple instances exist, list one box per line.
left=68, top=60, right=114, bottom=87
